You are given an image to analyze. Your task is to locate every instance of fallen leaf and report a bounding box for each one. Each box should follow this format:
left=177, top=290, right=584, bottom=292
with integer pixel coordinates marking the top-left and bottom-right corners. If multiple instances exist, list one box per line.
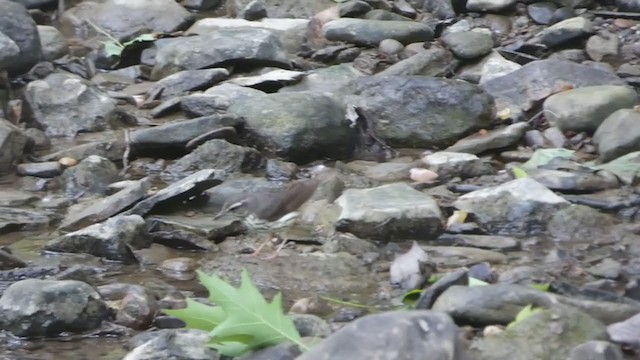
left=446, top=210, right=468, bottom=230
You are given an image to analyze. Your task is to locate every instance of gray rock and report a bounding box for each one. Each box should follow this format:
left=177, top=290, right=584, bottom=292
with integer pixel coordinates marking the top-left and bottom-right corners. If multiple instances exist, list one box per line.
left=180, top=94, right=231, bottom=117
left=322, top=18, right=434, bottom=46
left=453, top=178, right=569, bottom=235
left=586, top=31, right=620, bottom=62
left=446, top=122, right=529, bottom=154
left=59, top=177, right=151, bottom=232
left=594, top=109, right=640, bottom=163
left=570, top=341, right=624, bottom=360
left=466, top=0, right=516, bottom=12
left=163, top=139, right=264, bottom=178
left=378, top=38, right=404, bottom=55
left=469, top=304, right=608, bottom=360
left=228, top=91, right=354, bottom=163
left=240, top=0, right=268, bottom=20
left=280, top=64, right=364, bottom=93
left=0, top=207, right=53, bottom=234
left=37, top=25, right=68, bottom=62
left=423, top=0, right=455, bottom=19
left=422, top=151, right=494, bottom=181
left=149, top=68, right=229, bottom=98
left=16, top=162, right=62, bottom=178
left=615, top=0, right=640, bottom=12
left=23, top=73, right=119, bottom=137
left=187, top=18, right=309, bottom=55
left=543, top=85, right=636, bottom=133
left=226, top=0, right=335, bottom=19
left=146, top=215, right=245, bottom=249
left=22, top=128, right=50, bottom=150
left=607, top=312, right=640, bottom=347
left=478, top=50, right=522, bottom=84
left=126, top=329, right=219, bottom=360
left=535, top=17, right=594, bottom=48
left=127, top=169, right=226, bottom=217
left=130, top=115, right=243, bottom=154
left=335, top=182, right=443, bottom=241
left=547, top=205, right=619, bottom=243
left=114, top=285, right=158, bottom=330
left=59, top=0, right=194, bottom=42
left=376, top=47, right=456, bottom=77
left=441, top=31, right=494, bottom=60
left=224, top=69, right=304, bottom=90
left=62, top=155, right=119, bottom=198
left=338, top=0, right=372, bottom=17
left=44, top=214, right=151, bottom=263
left=0, top=279, right=109, bottom=337
left=0, top=249, right=26, bottom=270
left=587, top=258, right=622, bottom=279
left=347, top=75, right=495, bottom=148
left=481, top=59, right=626, bottom=121
left=39, top=139, right=126, bottom=163
left=298, top=311, right=468, bottom=360
left=0, top=119, right=29, bottom=175
left=0, top=0, right=41, bottom=75
left=527, top=2, right=557, bottom=25
left=152, top=28, right=290, bottom=80
left=364, top=9, right=413, bottom=21
left=0, top=32, right=19, bottom=70
left=528, top=168, right=619, bottom=193
left=182, top=0, right=221, bottom=11
left=0, top=190, right=37, bottom=207
left=436, top=234, right=520, bottom=250
left=416, top=269, right=468, bottom=309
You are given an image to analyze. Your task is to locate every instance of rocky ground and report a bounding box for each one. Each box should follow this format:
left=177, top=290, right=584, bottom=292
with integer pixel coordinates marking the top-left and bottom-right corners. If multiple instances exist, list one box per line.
left=1, top=0, right=640, bottom=359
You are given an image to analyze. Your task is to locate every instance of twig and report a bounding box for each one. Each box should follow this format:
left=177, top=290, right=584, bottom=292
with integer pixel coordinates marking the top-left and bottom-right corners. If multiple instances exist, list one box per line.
left=526, top=109, right=559, bottom=125
left=120, top=129, right=131, bottom=176
left=84, top=18, right=123, bottom=48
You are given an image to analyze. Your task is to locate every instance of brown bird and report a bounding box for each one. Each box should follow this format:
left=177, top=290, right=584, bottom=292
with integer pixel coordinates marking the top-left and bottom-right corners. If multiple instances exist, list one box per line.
left=213, top=166, right=327, bottom=258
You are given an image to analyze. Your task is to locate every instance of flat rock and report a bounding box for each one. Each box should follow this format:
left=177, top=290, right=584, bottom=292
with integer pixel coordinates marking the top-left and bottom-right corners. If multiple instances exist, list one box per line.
left=422, top=151, right=495, bottom=181
left=335, top=182, right=443, bottom=241
left=322, top=18, right=434, bottom=46
left=0, top=207, right=54, bottom=235
left=446, top=122, right=529, bottom=154
left=536, top=17, right=594, bottom=48
left=441, top=31, right=494, bottom=60
left=16, top=162, right=63, bottom=178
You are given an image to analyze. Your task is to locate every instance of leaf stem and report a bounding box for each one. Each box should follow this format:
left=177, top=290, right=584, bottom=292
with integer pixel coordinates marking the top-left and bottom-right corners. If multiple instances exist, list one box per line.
left=84, top=18, right=123, bottom=48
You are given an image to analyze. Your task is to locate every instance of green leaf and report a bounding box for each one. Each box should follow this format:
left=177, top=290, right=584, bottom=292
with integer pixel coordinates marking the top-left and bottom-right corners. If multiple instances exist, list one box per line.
left=511, top=167, right=528, bottom=179
left=401, top=289, right=423, bottom=307
left=103, top=41, right=124, bottom=57
left=428, top=274, right=443, bottom=284
left=507, top=304, right=543, bottom=329
left=530, top=283, right=550, bottom=292
left=468, top=277, right=490, bottom=287
left=163, top=298, right=226, bottom=331
left=200, top=269, right=307, bottom=356
left=522, top=148, right=575, bottom=170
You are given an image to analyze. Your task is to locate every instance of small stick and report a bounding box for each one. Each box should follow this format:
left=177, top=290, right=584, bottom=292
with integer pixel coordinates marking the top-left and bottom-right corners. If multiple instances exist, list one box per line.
left=120, top=129, right=131, bottom=176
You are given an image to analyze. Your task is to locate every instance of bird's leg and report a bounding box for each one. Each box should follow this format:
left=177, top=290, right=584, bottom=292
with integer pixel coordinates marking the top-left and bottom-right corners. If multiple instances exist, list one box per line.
left=261, top=236, right=289, bottom=260
left=248, top=232, right=274, bottom=257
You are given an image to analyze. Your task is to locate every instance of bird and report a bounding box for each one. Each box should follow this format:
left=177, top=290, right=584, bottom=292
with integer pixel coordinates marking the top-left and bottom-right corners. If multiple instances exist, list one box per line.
left=213, top=166, right=328, bottom=259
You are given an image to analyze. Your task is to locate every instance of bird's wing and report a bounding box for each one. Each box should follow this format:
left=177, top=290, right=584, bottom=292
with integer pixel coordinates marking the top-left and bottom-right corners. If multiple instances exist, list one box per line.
left=265, top=179, right=319, bottom=221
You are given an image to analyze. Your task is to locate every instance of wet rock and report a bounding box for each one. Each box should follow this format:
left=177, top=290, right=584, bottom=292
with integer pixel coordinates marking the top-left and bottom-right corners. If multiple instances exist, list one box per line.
left=0, top=279, right=109, bottom=337
left=347, top=76, right=495, bottom=148
left=62, top=155, right=118, bottom=198
left=152, top=28, right=290, bottom=80
left=127, top=169, right=226, bottom=217
left=441, top=31, right=494, bottom=60
left=0, top=119, right=29, bottom=175
left=339, top=0, right=372, bottom=17
left=335, top=182, right=443, bottom=241
left=422, top=151, right=494, bottom=181
left=0, top=249, right=27, bottom=270
left=527, top=168, right=620, bottom=193
left=535, top=17, right=594, bottom=48
left=0, top=207, right=53, bottom=234
left=240, top=0, right=268, bottom=20
left=393, top=0, right=417, bottom=18
left=378, top=39, right=404, bottom=55
left=37, top=25, right=68, bottom=61
left=182, top=0, right=221, bottom=11
left=364, top=9, right=412, bottom=21
left=292, top=313, right=332, bottom=338
left=453, top=178, right=569, bottom=235
left=280, top=64, right=364, bottom=93
left=164, top=139, right=264, bottom=178
left=594, top=109, right=640, bottom=163
left=587, top=258, right=622, bottom=279
left=149, top=68, right=229, bottom=99
left=115, top=286, right=158, bottom=330
left=126, top=329, right=218, bottom=360
left=187, top=18, right=309, bottom=54
left=44, top=214, right=151, bottom=263
left=23, top=73, right=119, bottom=137
left=322, top=19, right=434, bottom=46
left=60, top=0, right=194, bottom=42
left=147, top=215, right=241, bottom=248
left=179, top=94, right=230, bottom=117
left=16, top=162, right=62, bottom=178
left=543, top=85, right=636, bottom=133
left=130, top=114, right=243, bottom=155
left=446, top=122, right=529, bottom=154
left=607, top=312, right=640, bottom=347
left=416, top=269, right=468, bottom=310
left=423, top=0, right=455, bottom=19
left=227, top=0, right=335, bottom=19
left=481, top=60, right=626, bottom=121
left=615, top=0, right=640, bottom=12
left=0, top=0, right=41, bottom=75
left=586, top=31, right=620, bottom=63
left=570, top=341, right=624, bottom=360
left=298, top=311, right=468, bottom=360
left=228, top=92, right=354, bottom=164
left=59, top=177, right=151, bottom=232
left=376, top=47, right=456, bottom=77
left=362, top=162, right=414, bottom=182
left=0, top=191, right=37, bottom=207
left=469, top=304, right=608, bottom=360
